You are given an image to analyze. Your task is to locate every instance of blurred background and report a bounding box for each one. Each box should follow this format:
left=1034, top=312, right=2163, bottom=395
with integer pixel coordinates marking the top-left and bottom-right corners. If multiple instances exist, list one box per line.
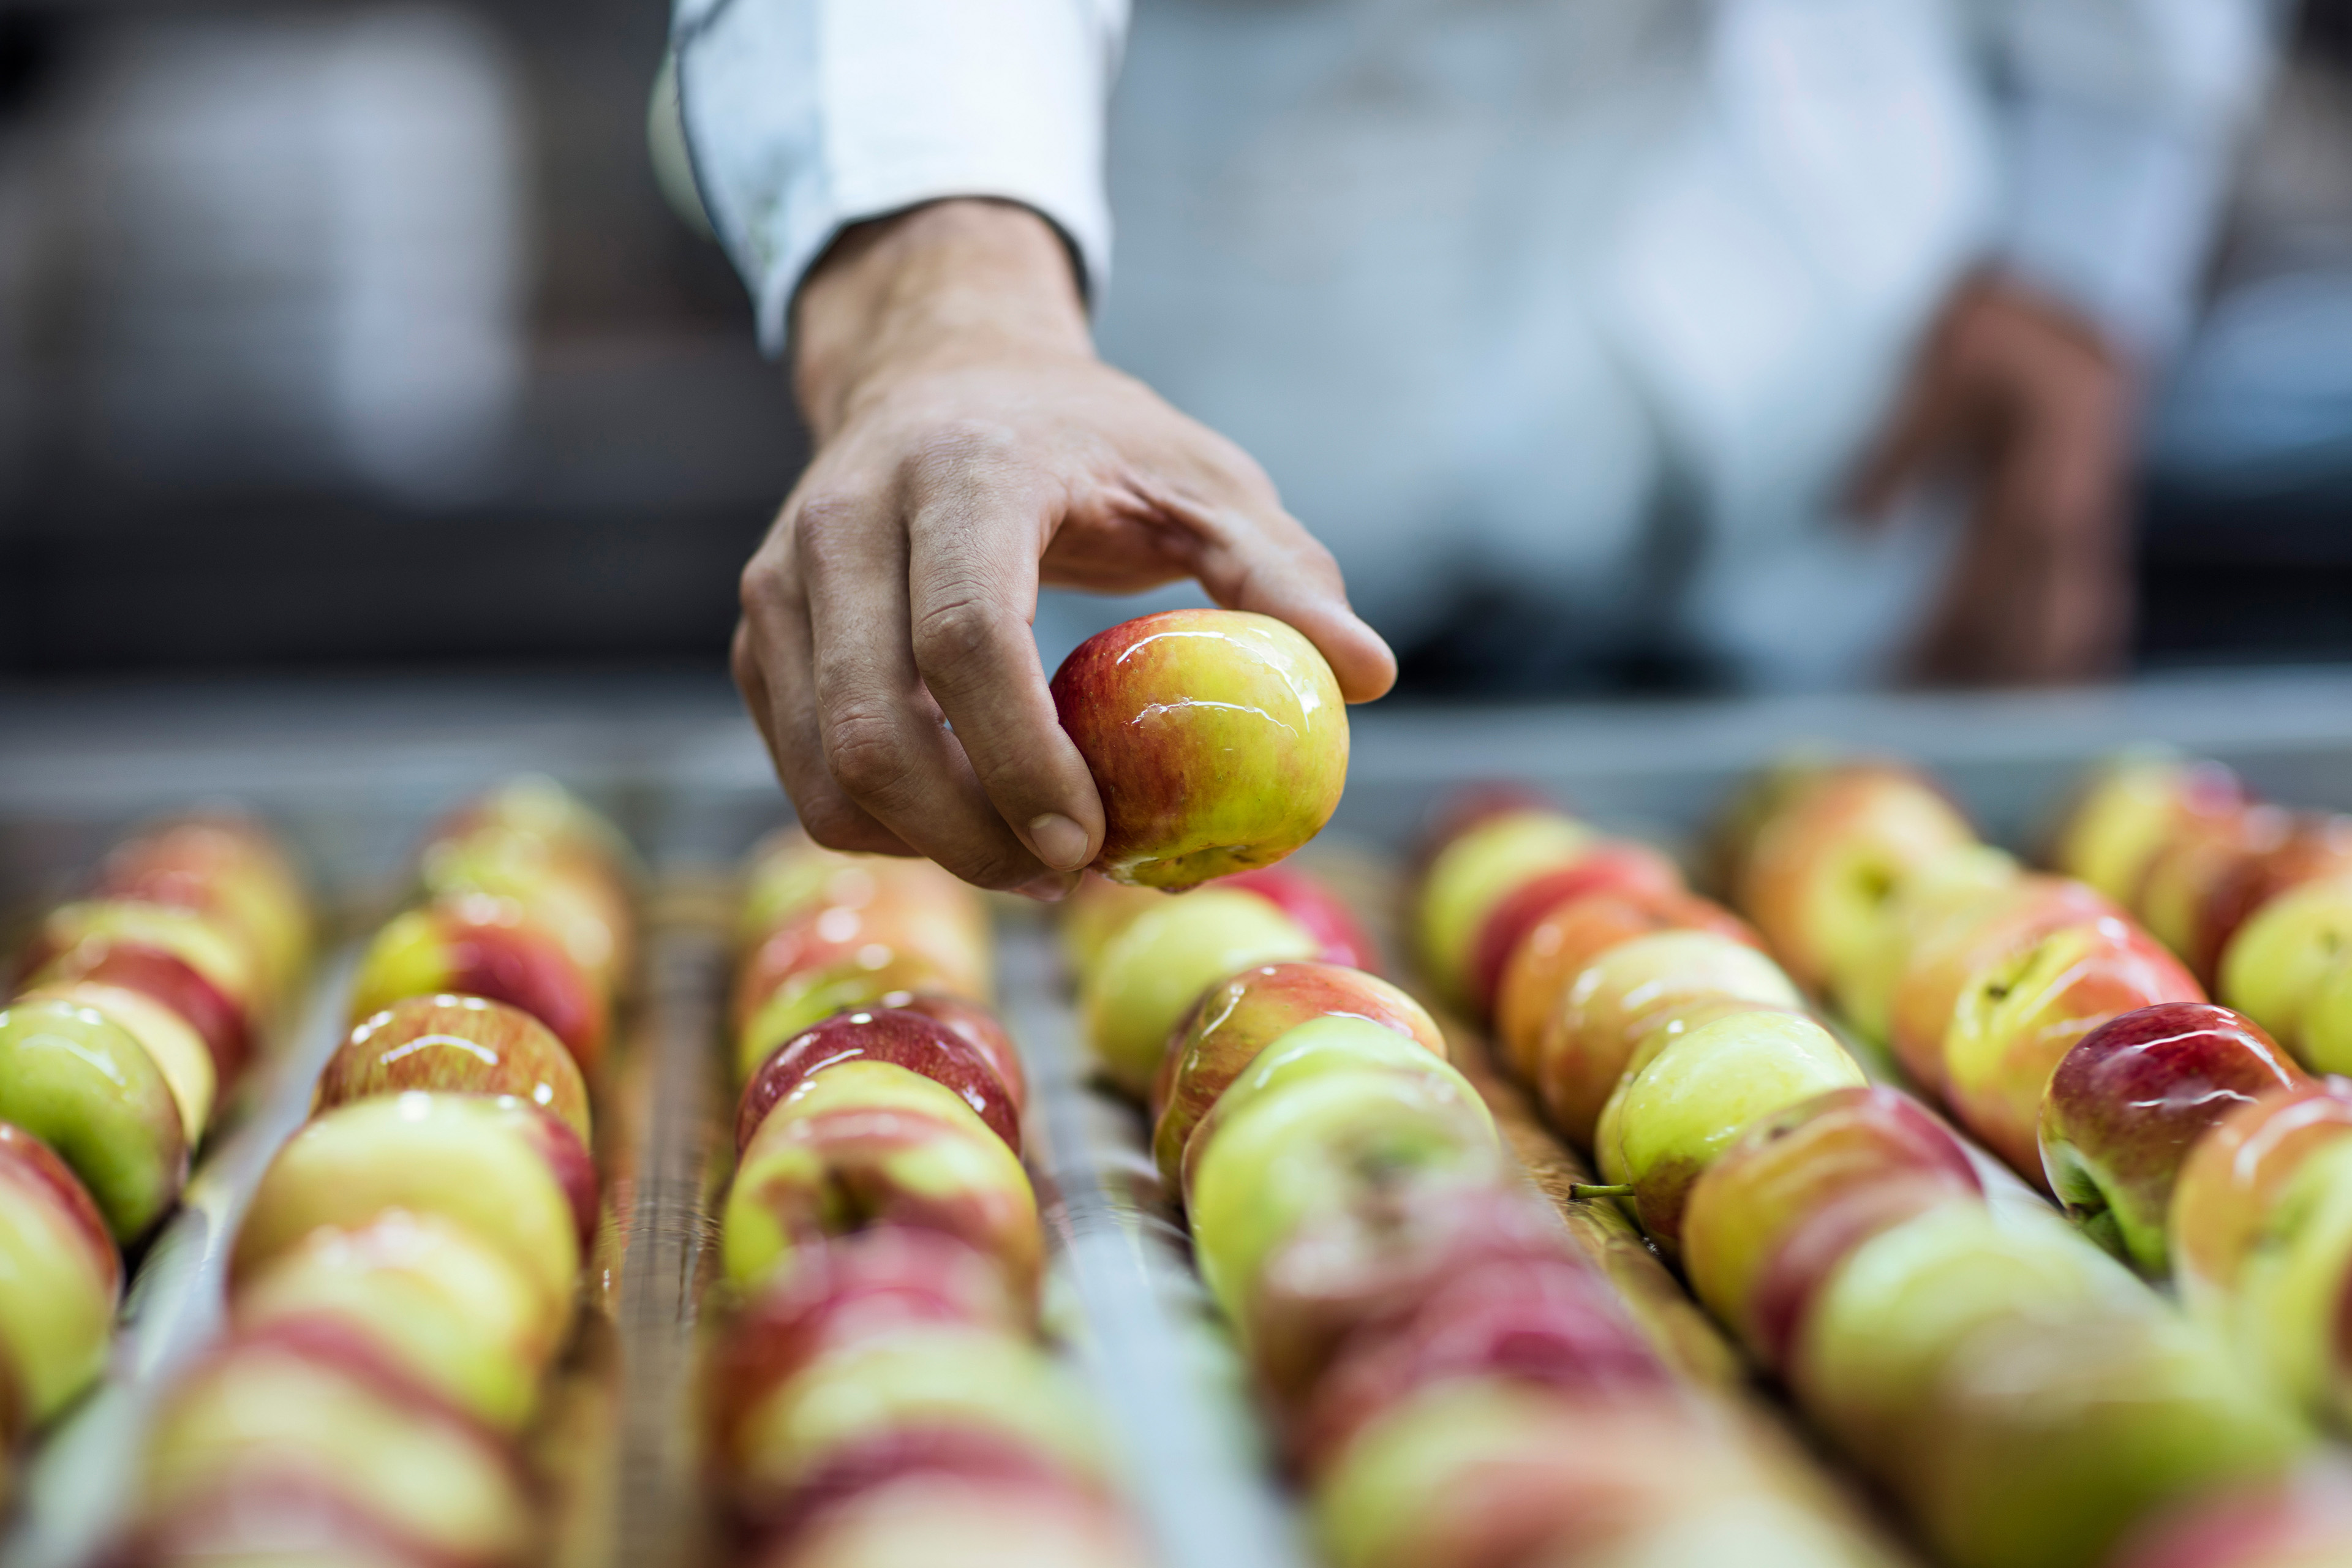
left=0, top=0, right=2346, bottom=691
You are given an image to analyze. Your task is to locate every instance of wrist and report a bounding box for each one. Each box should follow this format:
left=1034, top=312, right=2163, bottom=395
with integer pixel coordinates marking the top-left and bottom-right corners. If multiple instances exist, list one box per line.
left=793, top=200, right=1093, bottom=439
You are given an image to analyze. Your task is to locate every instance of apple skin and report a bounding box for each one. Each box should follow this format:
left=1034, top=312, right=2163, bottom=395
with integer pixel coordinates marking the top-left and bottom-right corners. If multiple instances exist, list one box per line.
left=736, top=1007, right=1020, bottom=1155
left=760, top=1461, right=1145, bottom=1568
left=1079, top=886, right=1321, bottom=1096
left=2220, top=874, right=2352, bottom=1071
left=1463, top=841, right=1685, bottom=1019
left=733, top=952, right=970, bottom=1086
left=0, top=995, right=188, bottom=1242
left=1049, top=608, right=1349, bottom=890
left=2308, top=963, right=2352, bottom=1079
left=736, top=827, right=984, bottom=955
left=139, top=1325, right=536, bottom=1567
left=2103, top=1478, right=2352, bottom=1568
left=0, top=1121, right=121, bottom=1427
left=1730, top=760, right=1977, bottom=997
left=15, top=980, right=216, bottom=1144
left=2038, top=1003, right=2306, bottom=1276
left=349, top=895, right=609, bottom=1075
left=419, top=828, right=633, bottom=1000
left=1531, top=928, right=1803, bottom=1150
left=721, top=1060, right=1041, bottom=1301
left=2171, top=1085, right=2352, bottom=1308
left=731, top=897, right=992, bottom=1038
left=1492, top=886, right=1760, bottom=1082
left=1059, top=873, right=1167, bottom=975
left=320, top=993, right=592, bottom=1149
left=893, top=993, right=1024, bottom=1111
left=2204, top=1136, right=2352, bottom=1428
left=1593, top=1009, right=1867, bottom=1260
left=1150, top=962, right=1444, bottom=1195
left=2192, top=813, right=2352, bottom=986
left=1220, top=864, right=1382, bottom=973
left=2048, top=753, right=2248, bottom=909
left=232, top=1209, right=565, bottom=1434
left=235, top=1091, right=592, bottom=1315
left=120, top=1471, right=478, bottom=1568
left=97, top=812, right=312, bottom=1000
left=1942, top=914, right=2207, bottom=1179
left=1681, top=1085, right=1982, bottom=1371
left=1828, top=842, right=2022, bottom=1048
left=2138, top=804, right=2288, bottom=979
left=1414, top=809, right=1596, bottom=1009
left=18, top=898, right=260, bottom=1085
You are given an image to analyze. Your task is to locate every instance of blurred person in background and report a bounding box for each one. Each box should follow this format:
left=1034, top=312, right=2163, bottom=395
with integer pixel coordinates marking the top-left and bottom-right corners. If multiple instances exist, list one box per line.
left=669, top=0, right=2285, bottom=895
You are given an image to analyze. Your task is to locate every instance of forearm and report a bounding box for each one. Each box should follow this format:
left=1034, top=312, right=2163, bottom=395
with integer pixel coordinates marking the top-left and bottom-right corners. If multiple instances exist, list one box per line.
left=793, top=200, right=1094, bottom=442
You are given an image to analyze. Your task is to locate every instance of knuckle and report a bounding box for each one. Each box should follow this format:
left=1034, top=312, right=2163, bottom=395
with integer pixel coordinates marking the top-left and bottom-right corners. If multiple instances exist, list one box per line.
left=905, top=420, right=1021, bottom=487
left=822, top=707, right=917, bottom=807
left=789, top=491, right=866, bottom=562
left=794, top=796, right=882, bottom=854
left=910, top=596, right=999, bottom=676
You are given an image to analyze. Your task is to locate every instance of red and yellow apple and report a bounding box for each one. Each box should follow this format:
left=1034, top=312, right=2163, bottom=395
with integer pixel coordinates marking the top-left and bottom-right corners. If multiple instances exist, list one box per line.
left=1461, top=840, right=1684, bottom=1019
left=0, top=995, right=188, bottom=1241
left=2191, top=813, right=2352, bottom=986
left=1414, top=807, right=1594, bottom=1008
left=320, top=993, right=592, bottom=1148
left=2048, top=753, right=2248, bottom=910
left=19, top=897, right=262, bottom=1085
left=734, top=827, right=981, bottom=955
left=756, top=1464, right=1145, bottom=1568
left=1050, top=608, right=1349, bottom=889
left=737, top=1007, right=1020, bottom=1155
left=97, top=812, right=312, bottom=1000
left=2138, top=805, right=2288, bottom=981
left=349, top=894, right=609, bottom=1074
left=1079, top=886, right=1320, bottom=1096
left=14, top=979, right=216, bottom=1143
left=1220, top=864, right=1382, bottom=973
left=733, top=898, right=992, bottom=1039
left=2219, top=875, right=2352, bottom=1071
left=0, top=1121, right=120, bottom=1426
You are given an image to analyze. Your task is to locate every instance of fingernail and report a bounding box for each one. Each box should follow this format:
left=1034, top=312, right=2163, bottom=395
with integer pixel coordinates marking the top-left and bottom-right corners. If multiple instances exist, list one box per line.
left=1016, top=873, right=1077, bottom=903
left=1028, top=813, right=1091, bottom=872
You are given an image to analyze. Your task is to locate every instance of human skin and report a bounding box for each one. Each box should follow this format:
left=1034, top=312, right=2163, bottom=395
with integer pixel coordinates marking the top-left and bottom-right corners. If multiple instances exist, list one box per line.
left=729, top=198, right=1393, bottom=897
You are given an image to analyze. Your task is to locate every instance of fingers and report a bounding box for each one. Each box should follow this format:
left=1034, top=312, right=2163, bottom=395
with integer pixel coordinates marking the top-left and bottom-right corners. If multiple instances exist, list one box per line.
left=905, top=455, right=1104, bottom=883
left=793, top=481, right=1060, bottom=892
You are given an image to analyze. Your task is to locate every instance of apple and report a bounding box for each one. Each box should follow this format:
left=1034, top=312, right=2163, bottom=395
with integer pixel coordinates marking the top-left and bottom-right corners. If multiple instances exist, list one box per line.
left=1828, top=842, right=2022, bottom=1047
left=761, top=1464, right=1146, bottom=1568
left=2104, top=1477, right=2352, bottom=1568
left=1059, top=873, right=1167, bottom=975
left=2048, top=753, right=2249, bottom=907
left=2207, top=1135, right=2352, bottom=1428
left=0, top=995, right=188, bottom=1241
left=1491, top=886, right=1760, bottom=1083
left=1151, top=962, right=1444, bottom=1194
left=139, top=1326, right=536, bottom=1566
left=15, top=980, right=216, bottom=1142
left=1941, top=915, right=2207, bottom=1179
left=2038, top=1003, right=2307, bottom=1275
left=725, top=1324, right=1108, bottom=1525
left=2170, top=1084, right=2352, bottom=1311
left=121, top=1472, right=477, bottom=1568
left=235, top=1091, right=592, bottom=1313
left=2306, top=962, right=2352, bottom=1077
left=422, top=775, right=636, bottom=903
left=721, top=1060, right=1041, bottom=1299
left=732, top=897, right=992, bottom=1036
left=232, top=1208, right=564, bottom=1433
left=1681, top=1085, right=1983, bottom=1371
left=1287, top=1247, right=1668, bottom=1472
left=1220, top=864, right=1382, bottom=973
left=420, top=827, right=634, bottom=997
left=18, top=898, right=262, bottom=1085
left=1050, top=608, right=1349, bottom=889
left=0, top=1122, right=120, bottom=1426
left=1530, top=928, right=1803, bottom=1149
left=1728, top=760, right=1977, bottom=997
left=736, top=1007, right=1020, bottom=1155
left=1414, top=808, right=1596, bottom=1008
left=320, top=993, right=592, bottom=1148
left=2219, top=874, right=2352, bottom=1069
left=2138, top=805, right=2288, bottom=978
left=1591, top=1009, right=1867, bottom=1260
left=2193, top=814, right=2352, bottom=986
left=734, top=954, right=967, bottom=1086
left=1079, top=886, right=1320, bottom=1096
left=894, top=993, right=1025, bottom=1111
left=1885, top=873, right=2119, bottom=1095
left=736, top=827, right=982, bottom=952
left=1463, top=841, right=1685, bottom=1019
left=349, top=894, right=609, bottom=1074
left=97, top=813, right=312, bottom=1000
left=1185, top=1026, right=1502, bottom=1329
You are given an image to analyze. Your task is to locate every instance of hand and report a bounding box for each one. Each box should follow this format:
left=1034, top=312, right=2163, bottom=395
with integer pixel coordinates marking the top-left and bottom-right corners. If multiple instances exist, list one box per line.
left=1852, top=274, right=2138, bottom=685
left=734, top=200, right=1395, bottom=897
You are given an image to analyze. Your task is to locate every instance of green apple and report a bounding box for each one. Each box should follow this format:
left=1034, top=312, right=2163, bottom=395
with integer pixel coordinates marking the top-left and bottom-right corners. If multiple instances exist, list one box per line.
left=1080, top=887, right=1319, bottom=1096
left=2307, top=960, right=2352, bottom=1075
left=232, top=1209, right=565, bottom=1433
left=1187, top=1049, right=1501, bottom=1329
left=2220, top=875, right=2352, bottom=1069
left=0, top=1121, right=120, bottom=1425
left=1414, top=809, right=1594, bottom=1008
left=0, top=996, right=187, bottom=1240
left=720, top=1060, right=1040, bottom=1297
left=1593, top=1009, right=1864, bottom=1259
left=15, top=980, right=216, bottom=1143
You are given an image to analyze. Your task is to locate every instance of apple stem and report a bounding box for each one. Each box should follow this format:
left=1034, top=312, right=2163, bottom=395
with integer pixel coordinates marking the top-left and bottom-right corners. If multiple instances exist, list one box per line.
left=1570, top=1183, right=1634, bottom=1201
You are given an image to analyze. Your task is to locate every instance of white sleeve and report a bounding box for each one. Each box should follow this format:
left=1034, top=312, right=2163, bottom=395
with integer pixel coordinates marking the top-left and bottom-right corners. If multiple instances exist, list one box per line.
left=671, top=0, right=1128, bottom=356
left=1979, top=0, right=2286, bottom=357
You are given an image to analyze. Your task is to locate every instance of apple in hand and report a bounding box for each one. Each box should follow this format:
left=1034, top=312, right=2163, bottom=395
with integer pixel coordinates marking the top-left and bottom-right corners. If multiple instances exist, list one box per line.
left=1531, top=928, right=1803, bottom=1149
left=0, top=995, right=188, bottom=1241
left=320, top=993, right=592, bottom=1148
left=233, top=1209, right=565, bottom=1433
left=1414, top=808, right=1595, bottom=1008
left=1492, top=886, right=1759, bottom=1082
left=0, top=1122, right=120, bottom=1427
left=1050, top=608, right=1349, bottom=890
left=1080, top=886, right=1319, bottom=1096
left=15, top=979, right=216, bottom=1142
left=721, top=1060, right=1041, bottom=1300
left=2219, top=874, right=2352, bottom=1071
left=1151, top=962, right=1444, bottom=1194
left=235, top=1091, right=593, bottom=1314
left=1727, top=760, right=1976, bottom=997
left=1681, top=1085, right=1982, bottom=1371
left=349, top=894, right=609, bottom=1074
left=737, top=1007, right=1020, bottom=1155
left=19, top=898, right=262, bottom=1085
left=1463, top=840, right=1684, bottom=1020
left=2048, top=753, right=2248, bottom=908
left=98, top=812, right=312, bottom=1000
left=2038, top=1003, right=2305, bottom=1275
left=1220, top=864, right=1382, bottom=973
left=732, top=897, right=992, bottom=1037
left=1592, top=1009, right=1866, bottom=1260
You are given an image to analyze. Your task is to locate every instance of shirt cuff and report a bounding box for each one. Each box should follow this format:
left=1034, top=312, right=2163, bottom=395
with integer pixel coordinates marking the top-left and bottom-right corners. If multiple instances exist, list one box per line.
left=673, top=0, right=1118, bottom=358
